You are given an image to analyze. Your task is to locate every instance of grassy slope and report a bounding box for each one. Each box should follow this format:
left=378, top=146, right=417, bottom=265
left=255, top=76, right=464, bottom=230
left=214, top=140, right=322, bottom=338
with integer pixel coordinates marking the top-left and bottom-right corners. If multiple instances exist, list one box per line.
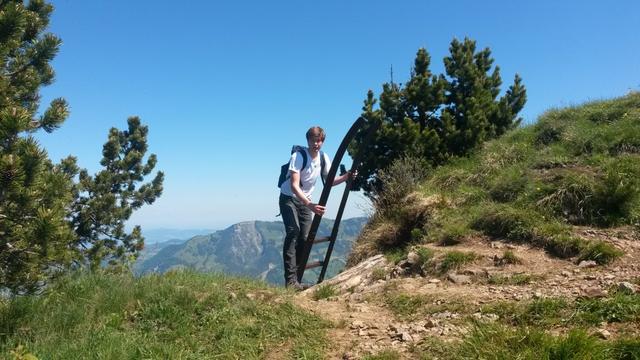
left=348, top=93, right=640, bottom=359
left=351, top=92, right=640, bottom=265
left=3, top=94, right=639, bottom=360
left=0, top=271, right=328, bottom=359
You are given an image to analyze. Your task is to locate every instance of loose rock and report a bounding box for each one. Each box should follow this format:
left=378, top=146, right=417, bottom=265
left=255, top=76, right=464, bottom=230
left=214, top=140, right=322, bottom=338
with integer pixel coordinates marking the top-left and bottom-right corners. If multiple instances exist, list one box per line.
left=447, top=273, right=472, bottom=285
left=579, top=260, right=598, bottom=268
left=618, top=282, right=637, bottom=294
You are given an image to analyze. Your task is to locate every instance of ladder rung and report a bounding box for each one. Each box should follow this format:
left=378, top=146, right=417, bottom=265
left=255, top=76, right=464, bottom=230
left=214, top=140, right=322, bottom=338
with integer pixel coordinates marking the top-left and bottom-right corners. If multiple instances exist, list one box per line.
left=313, top=236, right=331, bottom=244
left=305, top=260, right=323, bottom=269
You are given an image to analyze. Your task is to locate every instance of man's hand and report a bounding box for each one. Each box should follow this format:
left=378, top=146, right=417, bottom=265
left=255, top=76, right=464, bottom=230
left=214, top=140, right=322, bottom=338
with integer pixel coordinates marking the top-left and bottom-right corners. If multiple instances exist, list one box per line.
left=306, top=202, right=326, bottom=216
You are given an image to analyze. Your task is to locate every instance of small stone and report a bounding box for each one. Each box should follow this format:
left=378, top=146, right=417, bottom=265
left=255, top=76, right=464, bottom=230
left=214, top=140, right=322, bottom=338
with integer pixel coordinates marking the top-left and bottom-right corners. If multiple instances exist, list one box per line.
left=351, top=320, right=366, bottom=329
left=399, top=331, right=413, bottom=342
left=596, top=329, right=611, bottom=339
left=412, top=324, right=428, bottom=333
left=447, top=273, right=472, bottom=284
left=472, top=312, right=483, bottom=320
left=358, top=329, right=369, bottom=337
left=579, top=260, right=598, bottom=268
left=561, top=271, right=572, bottom=277
left=604, top=274, right=616, bottom=280
left=573, top=269, right=581, bottom=274
left=584, top=275, right=597, bottom=280
left=490, top=242, right=504, bottom=249
left=584, top=287, right=606, bottom=298
left=428, top=278, right=441, bottom=284
left=485, top=314, right=499, bottom=322
left=533, top=291, right=543, bottom=299
left=618, top=282, right=637, bottom=294
left=406, top=251, right=420, bottom=266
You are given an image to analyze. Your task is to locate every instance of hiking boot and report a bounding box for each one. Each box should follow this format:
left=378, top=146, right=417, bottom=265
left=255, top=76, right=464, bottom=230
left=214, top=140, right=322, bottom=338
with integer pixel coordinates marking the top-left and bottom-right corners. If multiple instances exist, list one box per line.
left=286, top=280, right=311, bottom=291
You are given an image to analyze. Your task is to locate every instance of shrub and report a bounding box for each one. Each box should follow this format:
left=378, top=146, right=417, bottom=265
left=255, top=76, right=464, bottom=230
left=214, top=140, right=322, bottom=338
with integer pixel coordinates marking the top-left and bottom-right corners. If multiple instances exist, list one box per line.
left=535, top=172, right=597, bottom=225
left=534, top=121, right=564, bottom=146
left=471, top=204, right=538, bottom=243
left=371, top=156, right=430, bottom=220
left=487, top=167, right=528, bottom=203
left=577, top=241, right=623, bottom=265
left=591, top=156, right=640, bottom=226
left=544, top=235, right=586, bottom=259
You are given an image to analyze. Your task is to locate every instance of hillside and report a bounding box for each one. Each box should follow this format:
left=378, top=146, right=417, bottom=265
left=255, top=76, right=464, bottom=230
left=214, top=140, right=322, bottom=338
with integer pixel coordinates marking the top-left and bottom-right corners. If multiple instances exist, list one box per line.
left=292, top=93, right=640, bottom=358
left=134, top=218, right=367, bottom=285
left=2, top=94, right=639, bottom=359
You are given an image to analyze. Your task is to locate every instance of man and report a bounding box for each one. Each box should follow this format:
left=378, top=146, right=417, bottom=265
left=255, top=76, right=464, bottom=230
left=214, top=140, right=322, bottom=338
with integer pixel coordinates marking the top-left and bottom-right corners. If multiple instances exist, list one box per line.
left=279, top=126, right=354, bottom=290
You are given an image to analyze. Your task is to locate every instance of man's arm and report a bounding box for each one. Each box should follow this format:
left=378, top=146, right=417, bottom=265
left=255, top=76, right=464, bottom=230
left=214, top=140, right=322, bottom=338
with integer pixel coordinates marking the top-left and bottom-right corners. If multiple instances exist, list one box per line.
left=290, top=171, right=325, bottom=215
left=331, top=170, right=357, bottom=186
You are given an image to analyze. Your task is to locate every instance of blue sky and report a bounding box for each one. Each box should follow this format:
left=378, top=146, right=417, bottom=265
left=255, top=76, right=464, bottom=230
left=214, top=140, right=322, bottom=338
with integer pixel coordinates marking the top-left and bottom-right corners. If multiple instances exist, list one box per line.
left=36, top=0, right=639, bottom=230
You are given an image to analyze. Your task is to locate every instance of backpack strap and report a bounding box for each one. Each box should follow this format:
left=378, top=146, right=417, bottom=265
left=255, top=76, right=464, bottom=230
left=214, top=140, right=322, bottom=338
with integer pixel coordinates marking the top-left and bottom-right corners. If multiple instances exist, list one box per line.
left=299, top=148, right=308, bottom=171
left=291, top=145, right=308, bottom=172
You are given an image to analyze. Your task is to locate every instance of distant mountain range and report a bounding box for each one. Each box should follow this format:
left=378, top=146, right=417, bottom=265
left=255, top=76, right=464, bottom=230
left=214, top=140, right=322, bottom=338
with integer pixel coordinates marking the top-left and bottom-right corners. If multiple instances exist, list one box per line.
left=134, top=217, right=368, bottom=285
left=141, top=228, right=217, bottom=244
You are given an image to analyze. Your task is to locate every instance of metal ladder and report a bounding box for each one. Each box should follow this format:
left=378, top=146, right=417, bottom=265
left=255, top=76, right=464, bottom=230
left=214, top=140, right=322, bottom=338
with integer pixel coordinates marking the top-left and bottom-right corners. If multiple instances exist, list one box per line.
left=297, top=116, right=379, bottom=284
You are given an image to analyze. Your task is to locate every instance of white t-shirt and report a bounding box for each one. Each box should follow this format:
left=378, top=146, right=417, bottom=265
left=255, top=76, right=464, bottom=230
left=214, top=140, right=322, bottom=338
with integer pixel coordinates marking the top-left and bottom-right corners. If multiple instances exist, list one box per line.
left=280, top=147, right=331, bottom=200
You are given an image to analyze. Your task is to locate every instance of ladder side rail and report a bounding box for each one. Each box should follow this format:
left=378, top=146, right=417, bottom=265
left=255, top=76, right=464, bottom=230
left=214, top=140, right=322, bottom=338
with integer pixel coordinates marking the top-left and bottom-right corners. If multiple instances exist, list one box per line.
left=296, top=117, right=366, bottom=282
left=317, top=119, right=380, bottom=283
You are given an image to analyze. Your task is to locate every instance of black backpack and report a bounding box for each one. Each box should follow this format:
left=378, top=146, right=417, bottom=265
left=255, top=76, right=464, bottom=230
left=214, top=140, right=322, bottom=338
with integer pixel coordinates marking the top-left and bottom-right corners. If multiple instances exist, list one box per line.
left=278, top=145, right=326, bottom=188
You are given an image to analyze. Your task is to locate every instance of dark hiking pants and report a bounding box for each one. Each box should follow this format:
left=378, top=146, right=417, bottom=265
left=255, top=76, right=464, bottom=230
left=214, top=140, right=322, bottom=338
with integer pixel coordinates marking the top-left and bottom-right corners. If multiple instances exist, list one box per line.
left=279, top=193, right=312, bottom=285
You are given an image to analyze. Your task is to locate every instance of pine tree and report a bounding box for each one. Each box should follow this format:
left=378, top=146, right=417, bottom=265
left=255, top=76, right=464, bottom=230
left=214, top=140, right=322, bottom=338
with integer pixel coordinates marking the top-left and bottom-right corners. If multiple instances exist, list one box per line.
left=0, top=0, right=75, bottom=292
left=349, top=38, right=527, bottom=196
left=71, top=117, right=164, bottom=270
left=0, top=1, right=164, bottom=292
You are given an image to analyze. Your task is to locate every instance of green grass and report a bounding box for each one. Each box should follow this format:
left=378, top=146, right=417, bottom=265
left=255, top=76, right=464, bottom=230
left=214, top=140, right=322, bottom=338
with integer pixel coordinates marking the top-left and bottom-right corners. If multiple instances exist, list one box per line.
left=448, top=324, right=639, bottom=360
left=384, top=293, right=428, bottom=318
left=371, top=267, right=388, bottom=281
left=482, top=292, right=640, bottom=328
left=501, top=250, right=522, bottom=265
left=487, top=273, right=540, bottom=286
left=411, top=322, right=640, bottom=359
left=313, top=284, right=337, bottom=300
left=383, top=247, right=407, bottom=265
left=578, top=241, right=624, bottom=265
left=351, top=93, right=640, bottom=265
left=0, top=271, right=329, bottom=359
left=383, top=292, right=466, bottom=320
left=574, top=292, right=640, bottom=325
left=438, top=251, right=477, bottom=274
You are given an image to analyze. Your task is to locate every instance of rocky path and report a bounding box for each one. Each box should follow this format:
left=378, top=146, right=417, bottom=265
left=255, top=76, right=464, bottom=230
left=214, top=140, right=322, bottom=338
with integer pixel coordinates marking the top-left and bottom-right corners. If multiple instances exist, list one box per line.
left=293, top=228, right=640, bottom=359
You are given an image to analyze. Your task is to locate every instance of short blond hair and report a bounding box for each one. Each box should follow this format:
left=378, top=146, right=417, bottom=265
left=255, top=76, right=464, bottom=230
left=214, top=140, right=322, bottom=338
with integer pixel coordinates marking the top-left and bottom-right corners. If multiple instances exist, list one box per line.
left=306, top=126, right=326, bottom=141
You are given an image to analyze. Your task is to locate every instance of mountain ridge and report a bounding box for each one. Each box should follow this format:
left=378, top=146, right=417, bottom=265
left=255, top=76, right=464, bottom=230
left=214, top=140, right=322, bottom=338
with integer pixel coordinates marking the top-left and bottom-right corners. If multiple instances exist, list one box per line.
left=134, top=217, right=368, bottom=284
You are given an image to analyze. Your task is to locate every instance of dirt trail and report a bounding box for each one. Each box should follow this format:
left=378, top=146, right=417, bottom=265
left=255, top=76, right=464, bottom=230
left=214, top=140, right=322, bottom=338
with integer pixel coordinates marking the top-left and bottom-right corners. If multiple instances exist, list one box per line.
left=293, top=228, right=640, bottom=359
